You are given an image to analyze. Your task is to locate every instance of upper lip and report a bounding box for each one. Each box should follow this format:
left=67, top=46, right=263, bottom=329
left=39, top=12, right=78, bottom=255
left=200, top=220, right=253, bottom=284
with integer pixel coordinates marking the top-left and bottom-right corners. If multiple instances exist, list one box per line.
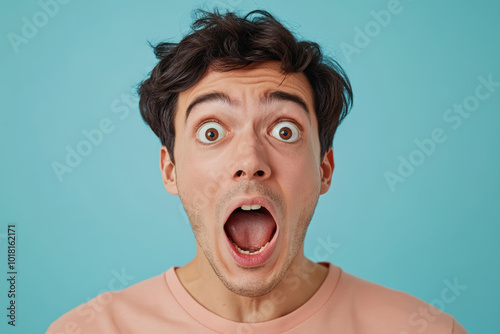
left=222, top=196, right=279, bottom=229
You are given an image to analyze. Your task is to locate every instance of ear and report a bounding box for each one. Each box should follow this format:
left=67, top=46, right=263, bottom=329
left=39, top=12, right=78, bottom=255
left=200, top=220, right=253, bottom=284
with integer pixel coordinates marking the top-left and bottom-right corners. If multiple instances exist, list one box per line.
left=320, top=148, right=334, bottom=195
left=160, top=146, right=178, bottom=195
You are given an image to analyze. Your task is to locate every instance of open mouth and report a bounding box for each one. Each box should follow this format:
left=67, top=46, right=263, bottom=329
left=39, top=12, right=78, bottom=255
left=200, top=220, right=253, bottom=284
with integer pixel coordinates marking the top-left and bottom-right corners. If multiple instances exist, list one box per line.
left=224, top=204, right=278, bottom=257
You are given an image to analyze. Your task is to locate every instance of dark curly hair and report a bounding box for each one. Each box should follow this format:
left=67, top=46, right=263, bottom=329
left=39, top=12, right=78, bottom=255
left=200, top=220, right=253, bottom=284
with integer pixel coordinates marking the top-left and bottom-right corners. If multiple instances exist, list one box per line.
left=138, top=9, right=353, bottom=163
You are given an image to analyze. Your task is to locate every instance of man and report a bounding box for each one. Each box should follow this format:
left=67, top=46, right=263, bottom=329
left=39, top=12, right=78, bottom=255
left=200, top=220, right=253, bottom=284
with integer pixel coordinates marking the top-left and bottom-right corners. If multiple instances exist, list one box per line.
left=47, top=9, right=468, bottom=333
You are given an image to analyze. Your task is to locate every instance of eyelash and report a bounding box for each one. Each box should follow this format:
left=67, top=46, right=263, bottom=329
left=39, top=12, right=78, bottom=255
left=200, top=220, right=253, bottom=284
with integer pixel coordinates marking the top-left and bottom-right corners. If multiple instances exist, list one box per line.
left=270, top=117, right=303, bottom=132
left=196, top=118, right=222, bottom=130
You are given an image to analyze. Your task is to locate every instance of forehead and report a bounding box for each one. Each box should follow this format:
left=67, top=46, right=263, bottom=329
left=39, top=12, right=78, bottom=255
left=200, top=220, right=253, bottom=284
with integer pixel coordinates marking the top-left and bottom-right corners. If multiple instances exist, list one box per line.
left=176, top=61, right=315, bottom=118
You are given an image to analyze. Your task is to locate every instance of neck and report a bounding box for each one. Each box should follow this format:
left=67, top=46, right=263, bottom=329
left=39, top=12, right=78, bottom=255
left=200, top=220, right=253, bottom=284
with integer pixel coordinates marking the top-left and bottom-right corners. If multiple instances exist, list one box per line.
left=175, top=250, right=328, bottom=322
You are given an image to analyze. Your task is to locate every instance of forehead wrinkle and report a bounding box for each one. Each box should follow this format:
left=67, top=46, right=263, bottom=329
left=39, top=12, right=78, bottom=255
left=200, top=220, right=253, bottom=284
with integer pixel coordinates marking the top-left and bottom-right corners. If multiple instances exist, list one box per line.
left=180, top=63, right=315, bottom=127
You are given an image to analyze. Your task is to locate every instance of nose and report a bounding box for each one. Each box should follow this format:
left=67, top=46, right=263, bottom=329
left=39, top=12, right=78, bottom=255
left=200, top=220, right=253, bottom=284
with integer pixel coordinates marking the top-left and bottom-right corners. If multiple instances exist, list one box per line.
left=231, top=134, right=271, bottom=181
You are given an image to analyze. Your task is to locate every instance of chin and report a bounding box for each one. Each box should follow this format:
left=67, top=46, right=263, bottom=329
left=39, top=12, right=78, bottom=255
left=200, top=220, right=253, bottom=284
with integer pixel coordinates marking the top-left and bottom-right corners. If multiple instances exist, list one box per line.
left=221, top=275, right=280, bottom=298
left=212, top=256, right=293, bottom=298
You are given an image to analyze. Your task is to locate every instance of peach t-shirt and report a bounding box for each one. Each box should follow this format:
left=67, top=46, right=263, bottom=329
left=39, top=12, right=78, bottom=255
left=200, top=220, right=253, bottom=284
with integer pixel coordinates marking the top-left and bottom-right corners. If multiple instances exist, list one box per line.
left=47, top=263, right=468, bottom=333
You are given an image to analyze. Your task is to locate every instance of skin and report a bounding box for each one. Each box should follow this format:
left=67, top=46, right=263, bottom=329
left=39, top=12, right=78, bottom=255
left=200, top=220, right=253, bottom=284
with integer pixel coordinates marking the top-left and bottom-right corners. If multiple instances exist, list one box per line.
left=160, top=61, right=335, bottom=322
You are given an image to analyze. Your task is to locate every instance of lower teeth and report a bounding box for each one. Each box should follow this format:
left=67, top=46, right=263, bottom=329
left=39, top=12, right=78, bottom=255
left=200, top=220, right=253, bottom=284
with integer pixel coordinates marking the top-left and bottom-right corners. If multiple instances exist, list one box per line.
left=232, top=241, right=270, bottom=255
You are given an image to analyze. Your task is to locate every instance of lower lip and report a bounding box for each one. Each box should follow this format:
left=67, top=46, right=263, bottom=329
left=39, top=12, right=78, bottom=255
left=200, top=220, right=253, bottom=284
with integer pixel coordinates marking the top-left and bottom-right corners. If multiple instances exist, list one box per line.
left=225, top=230, right=279, bottom=267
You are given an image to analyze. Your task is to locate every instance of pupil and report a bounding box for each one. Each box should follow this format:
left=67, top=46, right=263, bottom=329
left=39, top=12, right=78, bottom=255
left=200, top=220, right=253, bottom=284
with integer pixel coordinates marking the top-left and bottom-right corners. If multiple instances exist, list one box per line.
left=206, top=128, right=218, bottom=141
left=280, top=127, right=291, bottom=139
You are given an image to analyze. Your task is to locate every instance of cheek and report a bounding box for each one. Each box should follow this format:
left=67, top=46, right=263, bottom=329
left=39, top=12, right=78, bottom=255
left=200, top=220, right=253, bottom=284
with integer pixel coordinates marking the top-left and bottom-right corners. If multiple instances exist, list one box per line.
left=176, top=149, right=226, bottom=207
left=280, top=147, right=320, bottom=180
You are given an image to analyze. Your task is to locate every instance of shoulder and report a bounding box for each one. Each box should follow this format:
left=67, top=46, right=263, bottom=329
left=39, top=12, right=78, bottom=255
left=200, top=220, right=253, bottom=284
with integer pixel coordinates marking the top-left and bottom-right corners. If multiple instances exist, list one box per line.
left=46, top=269, right=174, bottom=334
left=327, top=266, right=467, bottom=333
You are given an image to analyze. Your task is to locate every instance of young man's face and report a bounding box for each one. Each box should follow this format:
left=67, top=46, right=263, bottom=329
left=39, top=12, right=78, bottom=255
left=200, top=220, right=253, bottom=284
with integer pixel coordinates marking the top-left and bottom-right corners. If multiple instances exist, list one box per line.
left=161, top=61, right=334, bottom=297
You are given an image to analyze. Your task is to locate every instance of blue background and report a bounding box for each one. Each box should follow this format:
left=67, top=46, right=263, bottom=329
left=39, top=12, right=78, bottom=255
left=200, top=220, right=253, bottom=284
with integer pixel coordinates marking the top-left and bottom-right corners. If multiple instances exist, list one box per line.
left=1, top=0, right=499, bottom=332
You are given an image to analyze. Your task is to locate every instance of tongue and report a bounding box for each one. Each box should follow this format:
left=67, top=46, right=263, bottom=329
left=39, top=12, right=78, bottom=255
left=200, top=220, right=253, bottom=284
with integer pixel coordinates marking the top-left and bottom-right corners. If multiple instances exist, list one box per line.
left=225, top=211, right=276, bottom=252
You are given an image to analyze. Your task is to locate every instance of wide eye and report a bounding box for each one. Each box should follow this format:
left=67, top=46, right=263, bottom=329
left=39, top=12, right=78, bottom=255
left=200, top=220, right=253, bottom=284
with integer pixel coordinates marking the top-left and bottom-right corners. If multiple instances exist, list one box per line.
left=197, top=121, right=227, bottom=144
left=270, top=121, right=300, bottom=142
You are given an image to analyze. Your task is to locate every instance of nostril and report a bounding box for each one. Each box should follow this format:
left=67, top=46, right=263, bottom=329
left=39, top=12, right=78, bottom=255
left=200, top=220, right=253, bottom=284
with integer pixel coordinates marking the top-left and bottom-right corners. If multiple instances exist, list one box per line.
left=235, top=170, right=265, bottom=177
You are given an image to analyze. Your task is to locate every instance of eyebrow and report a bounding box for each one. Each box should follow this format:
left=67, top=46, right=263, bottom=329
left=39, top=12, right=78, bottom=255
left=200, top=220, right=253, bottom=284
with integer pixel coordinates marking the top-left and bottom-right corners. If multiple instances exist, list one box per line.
left=184, top=90, right=310, bottom=124
left=261, top=91, right=310, bottom=115
left=185, top=92, right=235, bottom=125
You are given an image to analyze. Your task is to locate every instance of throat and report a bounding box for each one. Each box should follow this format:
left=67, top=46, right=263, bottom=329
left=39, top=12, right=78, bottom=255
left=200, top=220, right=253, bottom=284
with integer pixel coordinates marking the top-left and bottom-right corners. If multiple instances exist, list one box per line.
left=224, top=210, right=276, bottom=252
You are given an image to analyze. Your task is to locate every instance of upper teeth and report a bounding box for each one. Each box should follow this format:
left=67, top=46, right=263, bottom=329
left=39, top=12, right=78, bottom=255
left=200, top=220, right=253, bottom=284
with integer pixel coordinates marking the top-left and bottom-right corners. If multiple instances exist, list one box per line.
left=241, top=205, right=261, bottom=211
